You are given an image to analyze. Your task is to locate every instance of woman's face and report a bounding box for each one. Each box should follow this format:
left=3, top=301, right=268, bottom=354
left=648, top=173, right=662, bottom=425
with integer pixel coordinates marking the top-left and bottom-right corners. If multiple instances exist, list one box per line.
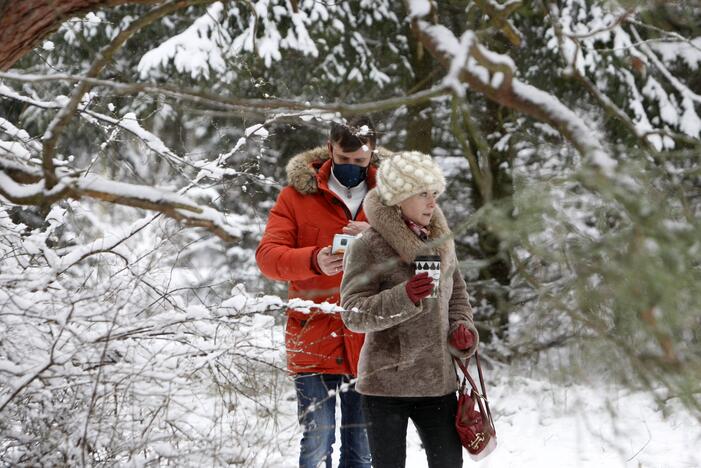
left=399, top=190, right=439, bottom=227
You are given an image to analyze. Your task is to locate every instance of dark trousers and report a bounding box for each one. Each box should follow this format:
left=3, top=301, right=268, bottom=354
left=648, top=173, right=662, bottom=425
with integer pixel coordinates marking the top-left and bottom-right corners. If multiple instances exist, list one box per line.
left=361, top=393, right=462, bottom=468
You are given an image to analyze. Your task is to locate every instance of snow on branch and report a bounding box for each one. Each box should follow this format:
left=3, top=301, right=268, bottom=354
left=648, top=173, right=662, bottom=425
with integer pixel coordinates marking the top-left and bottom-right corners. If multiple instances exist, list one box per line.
left=543, top=4, right=700, bottom=150
left=0, top=118, right=42, bottom=153
left=0, top=84, right=184, bottom=166
left=407, top=5, right=614, bottom=170
left=39, top=0, right=219, bottom=191
left=138, top=2, right=229, bottom=80
left=632, top=26, right=701, bottom=139
left=0, top=159, right=245, bottom=243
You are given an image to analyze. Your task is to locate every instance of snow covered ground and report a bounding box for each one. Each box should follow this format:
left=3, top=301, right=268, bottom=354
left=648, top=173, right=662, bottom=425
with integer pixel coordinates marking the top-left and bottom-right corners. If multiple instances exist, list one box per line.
left=270, top=368, right=701, bottom=468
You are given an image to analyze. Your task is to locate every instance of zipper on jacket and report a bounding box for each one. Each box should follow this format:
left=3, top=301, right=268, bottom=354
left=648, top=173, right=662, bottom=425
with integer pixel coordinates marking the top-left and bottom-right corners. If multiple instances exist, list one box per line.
left=323, top=188, right=354, bottom=220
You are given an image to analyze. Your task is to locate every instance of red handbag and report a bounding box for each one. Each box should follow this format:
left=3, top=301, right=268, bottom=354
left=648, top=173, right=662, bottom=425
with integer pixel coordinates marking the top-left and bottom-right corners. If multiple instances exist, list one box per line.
left=453, top=352, right=497, bottom=460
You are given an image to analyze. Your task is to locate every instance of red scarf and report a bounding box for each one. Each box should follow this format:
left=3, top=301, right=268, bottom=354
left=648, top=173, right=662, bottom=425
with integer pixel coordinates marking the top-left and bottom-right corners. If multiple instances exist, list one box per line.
left=402, top=216, right=430, bottom=241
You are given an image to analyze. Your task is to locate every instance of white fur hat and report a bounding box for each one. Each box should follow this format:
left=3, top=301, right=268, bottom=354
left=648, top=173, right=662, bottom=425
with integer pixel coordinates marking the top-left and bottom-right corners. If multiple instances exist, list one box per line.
left=376, top=151, right=446, bottom=206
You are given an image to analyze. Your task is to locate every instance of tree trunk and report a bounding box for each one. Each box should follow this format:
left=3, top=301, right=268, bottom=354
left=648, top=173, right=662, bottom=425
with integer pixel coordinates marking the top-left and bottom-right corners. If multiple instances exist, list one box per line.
left=404, top=23, right=434, bottom=153
left=0, top=0, right=158, bottom=71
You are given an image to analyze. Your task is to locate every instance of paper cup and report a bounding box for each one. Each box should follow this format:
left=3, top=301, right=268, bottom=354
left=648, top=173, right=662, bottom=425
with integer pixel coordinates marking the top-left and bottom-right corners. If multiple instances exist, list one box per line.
left=414, top=255, right=440, bottom=298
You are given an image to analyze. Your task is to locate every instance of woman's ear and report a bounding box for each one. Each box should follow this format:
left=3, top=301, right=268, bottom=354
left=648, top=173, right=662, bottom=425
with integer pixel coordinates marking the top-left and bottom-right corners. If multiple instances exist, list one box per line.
left=370, top=145, right=379, bottom=166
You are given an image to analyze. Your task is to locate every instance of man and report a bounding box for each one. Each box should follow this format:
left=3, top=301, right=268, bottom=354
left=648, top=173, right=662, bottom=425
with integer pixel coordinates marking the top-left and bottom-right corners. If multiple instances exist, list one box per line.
left=256, top=116, right=388, bottom=468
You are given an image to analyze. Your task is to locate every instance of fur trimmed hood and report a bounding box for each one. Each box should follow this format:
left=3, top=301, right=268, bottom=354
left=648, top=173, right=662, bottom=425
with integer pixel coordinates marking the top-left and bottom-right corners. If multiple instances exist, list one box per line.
left=286, top=146, right=393, bottom=195
left=363, top=188, right=455, bottom=272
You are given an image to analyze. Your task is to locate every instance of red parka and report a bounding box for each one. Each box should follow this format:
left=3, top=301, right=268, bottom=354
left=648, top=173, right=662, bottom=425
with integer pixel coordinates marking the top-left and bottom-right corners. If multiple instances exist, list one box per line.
left=256, top=147, right=385, bottom=375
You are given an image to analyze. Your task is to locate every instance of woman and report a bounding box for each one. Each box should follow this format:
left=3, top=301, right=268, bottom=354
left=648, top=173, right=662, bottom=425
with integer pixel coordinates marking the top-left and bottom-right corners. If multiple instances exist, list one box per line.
left=340, top=151, right=479, bottom=468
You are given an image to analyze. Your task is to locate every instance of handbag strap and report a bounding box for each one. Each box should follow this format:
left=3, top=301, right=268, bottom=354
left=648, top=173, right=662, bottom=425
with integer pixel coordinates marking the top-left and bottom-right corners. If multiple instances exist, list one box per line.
left=453, top=352, right=495, bottom=431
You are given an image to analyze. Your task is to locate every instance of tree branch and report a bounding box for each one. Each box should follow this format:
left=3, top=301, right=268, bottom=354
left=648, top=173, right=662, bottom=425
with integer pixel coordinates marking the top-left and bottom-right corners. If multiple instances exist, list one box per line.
left=474, top=0, right=523, bottom=47
left=0, top=71, right=451, bottom=116
left=0, top=0, right=165, bottom=71
left=406, top=0, right=613, bottom=169
left=544, top=2, right=652, bottom=148
left=0, top=160, right=242, bottom=243
left=40, top=0, right=218, bottom=190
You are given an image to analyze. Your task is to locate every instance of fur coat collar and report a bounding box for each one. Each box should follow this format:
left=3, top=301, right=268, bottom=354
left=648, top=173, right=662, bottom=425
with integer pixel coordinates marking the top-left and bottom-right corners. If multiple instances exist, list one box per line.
left=363, top=188, right=456, bottom=272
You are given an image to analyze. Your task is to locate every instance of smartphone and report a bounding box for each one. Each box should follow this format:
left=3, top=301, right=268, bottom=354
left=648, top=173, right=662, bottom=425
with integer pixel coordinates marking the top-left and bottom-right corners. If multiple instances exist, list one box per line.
left=331, top=234, right=357, bottom=254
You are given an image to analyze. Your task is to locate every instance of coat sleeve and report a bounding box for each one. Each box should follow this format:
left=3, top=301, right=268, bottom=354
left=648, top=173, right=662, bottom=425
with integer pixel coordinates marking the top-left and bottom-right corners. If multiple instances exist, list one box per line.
left=255, top=188, right=320, bottom=281
left=447, top=260, right=479, bottom=359
left=340, top=237, right=423, bottom=333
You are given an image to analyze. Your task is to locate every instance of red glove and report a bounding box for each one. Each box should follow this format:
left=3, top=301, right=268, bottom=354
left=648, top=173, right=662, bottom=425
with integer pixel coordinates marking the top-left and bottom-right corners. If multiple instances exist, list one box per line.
left=405, top=272, right=434, bottom=304
left=450, top=324, right=475, bottom=350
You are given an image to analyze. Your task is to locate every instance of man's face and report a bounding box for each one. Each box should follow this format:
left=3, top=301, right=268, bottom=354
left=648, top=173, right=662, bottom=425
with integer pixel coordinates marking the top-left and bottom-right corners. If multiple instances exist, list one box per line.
left=328, top=142, right=373, bottom=167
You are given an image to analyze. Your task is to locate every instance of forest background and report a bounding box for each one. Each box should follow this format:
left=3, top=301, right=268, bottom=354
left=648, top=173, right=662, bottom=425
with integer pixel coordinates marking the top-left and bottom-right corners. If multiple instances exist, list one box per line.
left=1, top=0, right=700, bottom=466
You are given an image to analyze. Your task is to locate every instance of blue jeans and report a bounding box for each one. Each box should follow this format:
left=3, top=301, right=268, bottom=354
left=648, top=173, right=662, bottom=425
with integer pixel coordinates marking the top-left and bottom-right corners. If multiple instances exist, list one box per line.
left=294, top=373, right=371, bottom=468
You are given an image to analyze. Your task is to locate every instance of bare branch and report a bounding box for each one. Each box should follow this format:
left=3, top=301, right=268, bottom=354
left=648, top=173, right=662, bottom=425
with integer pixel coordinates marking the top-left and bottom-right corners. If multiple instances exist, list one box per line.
left=0, top=160, right=242, bottom=243
left=0, top=71, right=451, bottom=116
left=40, top=0, right=218, bottom=190
left=0, top=305, right=75, bottom=413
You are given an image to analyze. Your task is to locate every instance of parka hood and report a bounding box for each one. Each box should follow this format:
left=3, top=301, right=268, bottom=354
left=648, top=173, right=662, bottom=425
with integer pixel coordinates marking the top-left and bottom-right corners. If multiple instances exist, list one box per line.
left=286, top=146, right=392, bottom=195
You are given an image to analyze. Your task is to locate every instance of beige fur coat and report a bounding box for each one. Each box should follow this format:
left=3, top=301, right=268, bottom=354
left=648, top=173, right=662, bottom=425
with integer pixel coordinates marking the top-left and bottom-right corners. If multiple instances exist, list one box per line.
left=340, top=188, right=479, bottom=397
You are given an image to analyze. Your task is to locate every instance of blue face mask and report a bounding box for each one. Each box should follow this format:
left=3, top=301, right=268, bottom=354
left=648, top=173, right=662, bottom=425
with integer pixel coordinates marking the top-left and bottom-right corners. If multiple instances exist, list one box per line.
left=332, top=162, right=367, bottom=188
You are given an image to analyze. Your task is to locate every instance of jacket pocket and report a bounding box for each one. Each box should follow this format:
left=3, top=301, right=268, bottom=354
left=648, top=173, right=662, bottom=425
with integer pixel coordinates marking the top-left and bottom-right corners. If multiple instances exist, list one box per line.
left=298, top=225, right=320, bottom=247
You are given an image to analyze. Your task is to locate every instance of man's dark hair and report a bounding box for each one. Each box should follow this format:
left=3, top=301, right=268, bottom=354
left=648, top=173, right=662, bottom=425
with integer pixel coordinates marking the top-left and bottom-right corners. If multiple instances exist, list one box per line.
left=329, top=116, right=377, bottom=152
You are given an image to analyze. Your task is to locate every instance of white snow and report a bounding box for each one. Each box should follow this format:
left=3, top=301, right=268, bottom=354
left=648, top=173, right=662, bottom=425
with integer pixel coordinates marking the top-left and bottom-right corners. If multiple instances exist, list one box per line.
left=118, top=112, right=182, bottom=162
left=265, top=358, right=701, bottom=468
left=0, top=141, right=32, bottom=160
left=0, top=172, right=44, bottom=200
left=0, top=118, right=40, bottom=151
left=0, top=84, right=183, bottom=162
left=511, top=80, right=615, bottom=170
left=286, top=298, right=345, bottom=314
left=632, top=27, right=701, bottom=138
left=642, top=77, right=679, bottom=127
left=407, top=0, right=432, bottom=18
left=244, top=124, right=269, bottom=139
left=651, top=37, right=701, bottom=71
left=138, top=2, right=229, bottom=79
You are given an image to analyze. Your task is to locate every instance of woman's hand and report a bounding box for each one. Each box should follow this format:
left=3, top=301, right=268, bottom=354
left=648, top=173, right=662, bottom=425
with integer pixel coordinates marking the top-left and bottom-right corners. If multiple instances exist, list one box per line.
left=405, top=272, right=434, bottom=304
left=342, top=221, right=371, bottom=236
left=449, top=324, right=476, bottom=350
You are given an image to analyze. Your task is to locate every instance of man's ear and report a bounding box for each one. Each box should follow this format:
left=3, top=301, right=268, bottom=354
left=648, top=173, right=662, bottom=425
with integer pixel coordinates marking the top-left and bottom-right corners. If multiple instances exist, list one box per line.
left=327, top=141, right=333, bottom=160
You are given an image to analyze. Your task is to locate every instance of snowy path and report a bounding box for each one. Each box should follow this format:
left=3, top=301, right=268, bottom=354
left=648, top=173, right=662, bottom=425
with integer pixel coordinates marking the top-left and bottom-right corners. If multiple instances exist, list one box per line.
left=271, top=370, right=700, bottom=468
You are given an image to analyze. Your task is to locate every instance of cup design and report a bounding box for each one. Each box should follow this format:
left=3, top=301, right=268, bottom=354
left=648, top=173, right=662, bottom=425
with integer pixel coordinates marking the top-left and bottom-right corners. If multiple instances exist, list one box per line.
left=414, top=255, right=441, bottom=298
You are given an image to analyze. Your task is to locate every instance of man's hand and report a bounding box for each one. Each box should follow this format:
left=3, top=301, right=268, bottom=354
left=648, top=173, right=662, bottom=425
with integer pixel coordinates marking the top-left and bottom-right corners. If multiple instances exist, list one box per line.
left=317, top=246, right=344, bottom=276
left=450, top=324, right=476, bottom=351
left=342, top=221, right=371, bottom=236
